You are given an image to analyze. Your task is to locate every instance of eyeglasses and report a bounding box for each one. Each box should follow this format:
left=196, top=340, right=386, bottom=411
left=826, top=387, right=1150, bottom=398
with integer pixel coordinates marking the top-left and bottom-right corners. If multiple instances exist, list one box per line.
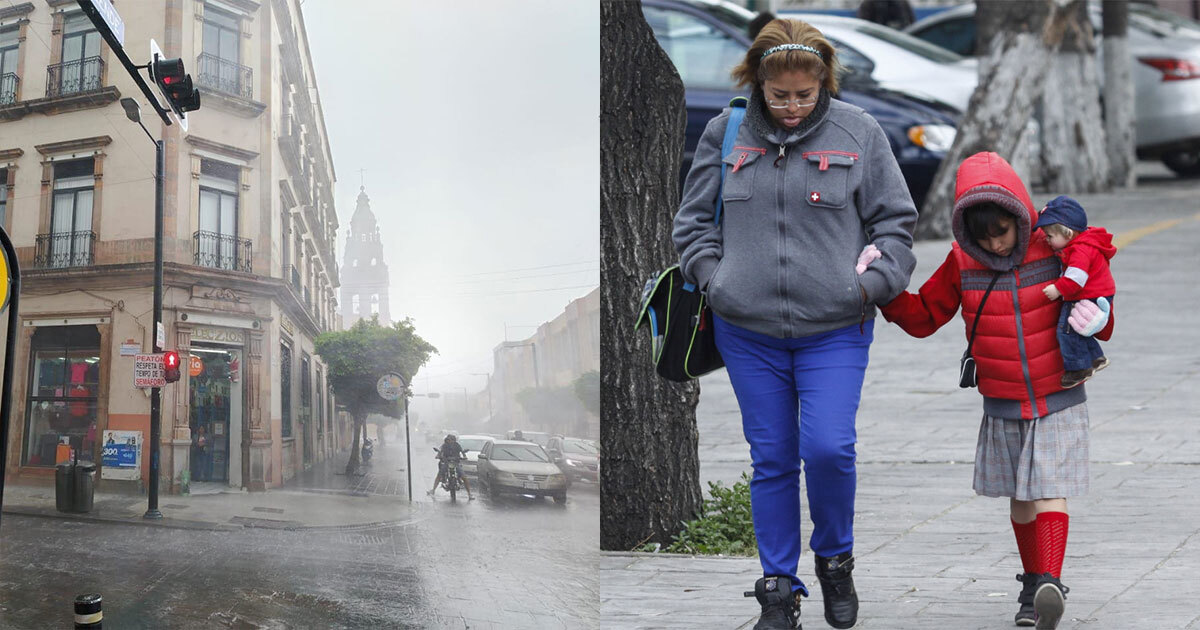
left=765, top=95, right=819, bottom=110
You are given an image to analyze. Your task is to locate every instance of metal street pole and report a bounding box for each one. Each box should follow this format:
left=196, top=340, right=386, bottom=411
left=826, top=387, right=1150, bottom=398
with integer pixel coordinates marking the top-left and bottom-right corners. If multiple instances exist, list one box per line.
left=404, top=395, right=411, bottom=502
left=144, top=139, right=164, bottom=520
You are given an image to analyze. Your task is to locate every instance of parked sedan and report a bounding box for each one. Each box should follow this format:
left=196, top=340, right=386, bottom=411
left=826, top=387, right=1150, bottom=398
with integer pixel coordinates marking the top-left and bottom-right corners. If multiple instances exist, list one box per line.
left=905, top=2, right=1200, bottom=175
left=477, top=440, right=569, bottom=503
left=643, top=0, right=959, bottom=210
left=546, top=436, right=600, bottom=483
left=455, top=434, right=493, bottom=477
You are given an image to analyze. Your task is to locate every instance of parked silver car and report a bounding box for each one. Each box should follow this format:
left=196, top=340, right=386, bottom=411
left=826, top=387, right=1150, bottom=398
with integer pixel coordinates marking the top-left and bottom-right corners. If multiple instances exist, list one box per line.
left=905, top=2, right=1200, bottom=175
left=477, top=440, right=568, bottom=503
left=455, top=434, right=493, bottom=477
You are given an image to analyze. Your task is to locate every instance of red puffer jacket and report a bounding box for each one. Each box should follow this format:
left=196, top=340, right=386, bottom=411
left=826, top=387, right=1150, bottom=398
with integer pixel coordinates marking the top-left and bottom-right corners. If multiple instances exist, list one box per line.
left=881, top=152, right=1113, bottom=420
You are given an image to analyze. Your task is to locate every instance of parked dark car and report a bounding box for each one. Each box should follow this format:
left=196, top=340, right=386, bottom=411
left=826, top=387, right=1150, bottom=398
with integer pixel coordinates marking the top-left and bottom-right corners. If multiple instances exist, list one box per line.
left=546, top=436, right=600, bottom=483
left=642, top=0, right=960, bottom=210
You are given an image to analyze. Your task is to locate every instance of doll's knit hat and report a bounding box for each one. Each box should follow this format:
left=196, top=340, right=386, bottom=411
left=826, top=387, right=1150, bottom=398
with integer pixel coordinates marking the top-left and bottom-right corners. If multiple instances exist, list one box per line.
left=1036, top=195, right=1088, bottom=233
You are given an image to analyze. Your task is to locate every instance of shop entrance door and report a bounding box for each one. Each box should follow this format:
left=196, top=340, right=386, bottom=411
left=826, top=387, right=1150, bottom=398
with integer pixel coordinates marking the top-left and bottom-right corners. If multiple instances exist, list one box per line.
left=188, top=346, right=242, bottom=486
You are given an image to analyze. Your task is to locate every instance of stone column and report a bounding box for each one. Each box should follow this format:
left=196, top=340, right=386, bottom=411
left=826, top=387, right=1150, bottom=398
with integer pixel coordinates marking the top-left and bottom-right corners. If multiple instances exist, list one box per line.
left=168, top=324, right=193, bottom=493
left=246, top=329, right=270, bottom=491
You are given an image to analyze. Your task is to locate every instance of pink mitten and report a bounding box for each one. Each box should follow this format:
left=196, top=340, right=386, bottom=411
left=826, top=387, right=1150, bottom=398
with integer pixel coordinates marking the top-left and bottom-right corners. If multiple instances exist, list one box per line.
left=1067, top=297, right=1110, bottom=337
left=856, top=244, right=881, bottom=275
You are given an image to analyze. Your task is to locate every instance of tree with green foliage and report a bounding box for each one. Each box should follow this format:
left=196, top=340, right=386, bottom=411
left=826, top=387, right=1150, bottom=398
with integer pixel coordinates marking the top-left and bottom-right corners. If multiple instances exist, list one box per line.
left=573, top=371, right=599, bottom=416
left=314, top=316, right=437, bottom=474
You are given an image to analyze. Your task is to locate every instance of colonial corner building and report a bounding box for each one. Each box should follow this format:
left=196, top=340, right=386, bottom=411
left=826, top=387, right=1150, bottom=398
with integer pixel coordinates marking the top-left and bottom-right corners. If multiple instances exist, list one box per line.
left=0, top=0, right=350, bottom=493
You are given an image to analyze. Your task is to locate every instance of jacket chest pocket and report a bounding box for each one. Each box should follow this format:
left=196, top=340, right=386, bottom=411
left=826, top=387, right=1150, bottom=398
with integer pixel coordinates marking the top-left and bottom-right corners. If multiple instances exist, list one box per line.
left=720, top=146, right=767, bottom=202
left=802, top=151, right=858, bottom=209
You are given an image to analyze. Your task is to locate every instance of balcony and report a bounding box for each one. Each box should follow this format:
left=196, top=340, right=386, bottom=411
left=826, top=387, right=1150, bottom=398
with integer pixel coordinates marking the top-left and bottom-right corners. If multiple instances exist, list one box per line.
left=46, top=56, right=104, bottom=98
left=34, top=231, right=95, bottom=269
left=196, top=52, right=252, bottom=99
left=0, top=72, right=17, bottom=105
left=193, top=230, right=252, bottom=273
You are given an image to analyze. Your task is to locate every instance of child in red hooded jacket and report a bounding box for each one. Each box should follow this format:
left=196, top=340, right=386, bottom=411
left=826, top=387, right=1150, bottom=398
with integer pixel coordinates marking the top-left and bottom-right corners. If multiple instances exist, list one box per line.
left=1035, top=195, right=1117, bottom=389
left=877, top=152, right=1114, bottom=630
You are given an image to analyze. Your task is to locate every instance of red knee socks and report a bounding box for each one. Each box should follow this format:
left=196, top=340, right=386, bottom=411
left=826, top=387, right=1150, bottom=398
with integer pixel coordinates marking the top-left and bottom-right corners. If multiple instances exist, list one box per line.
left=1035, top=511, right=1070, bottom=577
left=1011, top=518, right=1038, bottom=575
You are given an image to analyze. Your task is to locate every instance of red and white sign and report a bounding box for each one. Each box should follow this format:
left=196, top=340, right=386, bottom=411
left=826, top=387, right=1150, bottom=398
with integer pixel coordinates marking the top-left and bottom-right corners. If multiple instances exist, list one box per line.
left=134, top=353, right=165, bottom=388
left=809, top=191, right=822, bottom=203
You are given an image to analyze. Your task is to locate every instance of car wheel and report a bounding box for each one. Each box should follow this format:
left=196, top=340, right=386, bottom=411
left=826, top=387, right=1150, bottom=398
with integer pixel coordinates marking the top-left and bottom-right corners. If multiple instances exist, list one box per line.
left=1162, top=150, right=1200, bottom=177
left=487, top=477, right=500, bottom=499
left=553, top=492, right=567, bottom=504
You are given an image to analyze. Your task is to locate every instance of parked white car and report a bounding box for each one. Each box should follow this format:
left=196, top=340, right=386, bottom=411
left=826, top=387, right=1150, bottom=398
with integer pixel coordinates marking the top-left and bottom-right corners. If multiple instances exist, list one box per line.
left=784, top=12, right=979, bottom=112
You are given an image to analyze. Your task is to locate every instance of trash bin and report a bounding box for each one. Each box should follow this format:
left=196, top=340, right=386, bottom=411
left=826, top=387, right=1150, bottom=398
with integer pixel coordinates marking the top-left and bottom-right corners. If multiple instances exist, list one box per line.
left=55, top=462, right=76, bottom=513
left=73, top=462, right=97, bottom=513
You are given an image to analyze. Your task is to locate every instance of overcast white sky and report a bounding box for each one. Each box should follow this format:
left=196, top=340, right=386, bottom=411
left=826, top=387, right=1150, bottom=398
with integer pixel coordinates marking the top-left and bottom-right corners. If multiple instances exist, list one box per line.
left=301, top=1, right=599, bottom=397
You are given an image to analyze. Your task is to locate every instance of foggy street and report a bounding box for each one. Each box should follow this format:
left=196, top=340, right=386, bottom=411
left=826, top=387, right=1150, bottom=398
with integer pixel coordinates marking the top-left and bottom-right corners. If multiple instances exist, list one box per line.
left=0, top=433, right=598, bottom=629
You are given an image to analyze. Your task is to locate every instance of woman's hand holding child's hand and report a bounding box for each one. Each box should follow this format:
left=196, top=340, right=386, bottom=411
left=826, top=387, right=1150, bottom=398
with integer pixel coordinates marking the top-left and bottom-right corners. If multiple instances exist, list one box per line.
left=1043, top=285, right=1061, bottom=301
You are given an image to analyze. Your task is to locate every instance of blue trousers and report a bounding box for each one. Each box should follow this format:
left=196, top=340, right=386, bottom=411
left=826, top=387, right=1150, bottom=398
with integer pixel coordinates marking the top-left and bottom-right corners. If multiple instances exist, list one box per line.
left=1057, top=297, right=1111, bottom=371
left=714, top=316, right=872, bottom=594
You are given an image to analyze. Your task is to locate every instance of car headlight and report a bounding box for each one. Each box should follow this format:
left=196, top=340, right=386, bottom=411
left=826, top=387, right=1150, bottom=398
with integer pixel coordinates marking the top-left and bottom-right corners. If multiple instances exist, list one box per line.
left=495, top=471, right=516, bottom=481
left=907, top=124, right=956, bottom=153
left=550, top=474, right=566, bottom=482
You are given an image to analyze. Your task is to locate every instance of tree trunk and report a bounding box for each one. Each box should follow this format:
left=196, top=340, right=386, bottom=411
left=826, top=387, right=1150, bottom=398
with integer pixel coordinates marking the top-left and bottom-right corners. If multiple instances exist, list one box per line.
left=1103, top=1, right=1136, bottom=188
left=916, top=0, right=1076, bottom=239
left=600, top=1, right=703, bottom=551
left=345, top=414, right=363, bottom=475
left=1037, top=0, right=1109, bottom=193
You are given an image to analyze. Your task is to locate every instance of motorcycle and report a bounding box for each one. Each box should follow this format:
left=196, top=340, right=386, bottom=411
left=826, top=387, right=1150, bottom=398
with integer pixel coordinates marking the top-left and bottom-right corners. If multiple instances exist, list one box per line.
left=361, top=437, right=373, bottom=463
left=433, top=447, right=467, bottom=501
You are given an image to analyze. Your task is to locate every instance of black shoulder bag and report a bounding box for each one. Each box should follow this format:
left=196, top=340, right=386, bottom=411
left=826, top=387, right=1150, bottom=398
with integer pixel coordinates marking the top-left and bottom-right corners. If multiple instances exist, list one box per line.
left=960, top=272, right=1002, bottom=389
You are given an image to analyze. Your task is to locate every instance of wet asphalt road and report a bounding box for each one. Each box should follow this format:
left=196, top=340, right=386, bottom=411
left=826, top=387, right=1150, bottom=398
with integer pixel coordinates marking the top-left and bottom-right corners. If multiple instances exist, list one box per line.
left=0, top=436, right=598, bottom=629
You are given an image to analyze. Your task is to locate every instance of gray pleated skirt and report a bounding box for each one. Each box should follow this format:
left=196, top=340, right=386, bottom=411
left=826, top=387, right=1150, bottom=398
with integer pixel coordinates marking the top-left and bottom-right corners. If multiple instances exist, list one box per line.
left=972, top=402, right=1090, bottom=501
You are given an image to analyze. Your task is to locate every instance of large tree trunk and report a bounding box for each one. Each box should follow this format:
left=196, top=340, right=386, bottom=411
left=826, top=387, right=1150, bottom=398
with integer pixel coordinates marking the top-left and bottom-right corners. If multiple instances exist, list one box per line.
left=916, top=0, right=1077, bottom=239
left=600, top=1, right=702, bottom=551
left=1037, top=0, right=1109, bottom=192
left=345, top=414, right=363, bottom=475
left=1103, top=1, right=1136, bottom=188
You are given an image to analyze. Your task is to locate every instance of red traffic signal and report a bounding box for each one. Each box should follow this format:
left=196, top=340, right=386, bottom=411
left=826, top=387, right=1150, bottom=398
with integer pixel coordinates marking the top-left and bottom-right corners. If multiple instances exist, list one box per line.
left=163, top=350, right=181, bottom=383
left=151, top=56, right=201, bottom=114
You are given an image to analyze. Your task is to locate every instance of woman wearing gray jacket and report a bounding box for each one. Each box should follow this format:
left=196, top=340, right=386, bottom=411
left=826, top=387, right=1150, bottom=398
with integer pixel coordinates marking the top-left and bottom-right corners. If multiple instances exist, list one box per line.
left=672, top=18, right=917, bottom=630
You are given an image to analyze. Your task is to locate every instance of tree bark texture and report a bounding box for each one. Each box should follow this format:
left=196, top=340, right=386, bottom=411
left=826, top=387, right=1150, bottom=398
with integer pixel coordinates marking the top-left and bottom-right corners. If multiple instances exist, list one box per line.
left=345, top=415, right=363, bottom=474
left=600, top=0, right=703, bottom=551
left=916, top=1, right=1075, bottom=239
left=1038, top=0, right=1109, bottom=193
left=1102, top=1, right=1136, bottom=188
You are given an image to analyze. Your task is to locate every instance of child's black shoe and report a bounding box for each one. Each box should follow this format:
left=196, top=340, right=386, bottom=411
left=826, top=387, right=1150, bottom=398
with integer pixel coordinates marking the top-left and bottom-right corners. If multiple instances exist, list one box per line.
left=1091, top=356, right=1109, bottom=371
left=1033, top=573, right=1069, bottom=629
left=744, top=576, right=803, bottom=629
left=1015, top=573, right=1038, bottom=626
left=814, top=552, right=858, bottom=629
left=1061, top=369, right=1093, bottom=389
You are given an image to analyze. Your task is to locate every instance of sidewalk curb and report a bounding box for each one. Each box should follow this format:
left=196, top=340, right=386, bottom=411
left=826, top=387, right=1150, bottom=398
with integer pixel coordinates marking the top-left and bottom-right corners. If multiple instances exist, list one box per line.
left=2, top=505, right=241, bottom=531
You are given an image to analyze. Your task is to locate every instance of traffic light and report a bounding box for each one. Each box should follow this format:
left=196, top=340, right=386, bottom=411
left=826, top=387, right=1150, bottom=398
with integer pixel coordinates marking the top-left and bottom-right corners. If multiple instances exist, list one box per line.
left=151, top=56, right=200, bottom=114
left=163, top=350, right=181, bottom=383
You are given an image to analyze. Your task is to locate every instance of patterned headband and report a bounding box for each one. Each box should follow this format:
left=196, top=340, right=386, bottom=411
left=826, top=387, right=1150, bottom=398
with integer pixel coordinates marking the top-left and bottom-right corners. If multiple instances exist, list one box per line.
left=760, top=44, right=824, bottom=61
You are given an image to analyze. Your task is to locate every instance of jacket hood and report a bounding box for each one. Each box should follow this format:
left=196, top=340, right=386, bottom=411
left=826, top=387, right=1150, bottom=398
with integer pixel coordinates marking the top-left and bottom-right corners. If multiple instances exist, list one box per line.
left=951, top=152, right=1037, bottom=271
left=1068, top=227, right=1118, bottom=260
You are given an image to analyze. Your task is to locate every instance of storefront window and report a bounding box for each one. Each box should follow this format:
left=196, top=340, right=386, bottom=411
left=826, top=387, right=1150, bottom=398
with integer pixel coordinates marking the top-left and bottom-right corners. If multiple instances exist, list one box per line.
left=24, top=326, right=101, bottom=466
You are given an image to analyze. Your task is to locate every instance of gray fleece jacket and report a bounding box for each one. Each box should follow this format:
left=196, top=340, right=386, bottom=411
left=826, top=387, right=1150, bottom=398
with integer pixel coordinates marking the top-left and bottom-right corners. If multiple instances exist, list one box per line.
left=672, top=90, right=918, bottom=339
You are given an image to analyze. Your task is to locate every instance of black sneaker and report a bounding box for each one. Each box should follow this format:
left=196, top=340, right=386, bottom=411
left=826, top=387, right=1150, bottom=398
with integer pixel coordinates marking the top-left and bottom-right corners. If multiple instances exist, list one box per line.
left=814, top=552, right=858, bottom=629
left=1033, top=574, right=1069, bottom=630
left=1014, top=573, right=1038, bottom=627
left=1061, top=368, right=1094, bottom=389
left=744, top=576, right=803, bottom=630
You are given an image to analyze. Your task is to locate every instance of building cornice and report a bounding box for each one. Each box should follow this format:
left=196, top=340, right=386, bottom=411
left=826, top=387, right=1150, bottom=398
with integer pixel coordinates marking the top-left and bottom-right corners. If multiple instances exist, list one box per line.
left=185, top=135, right=259, bottom=163
left=0, top=148, right=24, bottom=162
left=35, top=135, right=112, bottom=156
left=0, top=3, right=34, bottom=19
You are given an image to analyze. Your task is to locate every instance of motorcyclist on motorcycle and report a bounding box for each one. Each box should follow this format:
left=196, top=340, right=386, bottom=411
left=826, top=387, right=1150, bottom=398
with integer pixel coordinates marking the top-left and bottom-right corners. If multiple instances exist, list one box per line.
left=427, top=434, right=474, bottom=500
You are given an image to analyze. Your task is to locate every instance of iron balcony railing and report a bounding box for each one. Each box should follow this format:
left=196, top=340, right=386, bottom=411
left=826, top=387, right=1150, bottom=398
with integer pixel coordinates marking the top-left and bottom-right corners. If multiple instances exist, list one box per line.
left=46, top=56, right=104, bottom=98
left=193, top=230, right=252, bottom=273
left=289, top=264, right=301, bottom=291
left=196, top=52, right=252, bottom=99
left=0, top=72, right=18, bottom=105
left=35, top=231, right=95, bottom=268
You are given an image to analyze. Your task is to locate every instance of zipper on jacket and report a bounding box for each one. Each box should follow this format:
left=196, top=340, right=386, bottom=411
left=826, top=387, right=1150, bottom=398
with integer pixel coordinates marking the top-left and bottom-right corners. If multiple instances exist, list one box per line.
left=1009, top=267, right=1040, bottom=414
left=801, top=150, right=861, bottom=171
left=774, top=144, right=786, bottom=168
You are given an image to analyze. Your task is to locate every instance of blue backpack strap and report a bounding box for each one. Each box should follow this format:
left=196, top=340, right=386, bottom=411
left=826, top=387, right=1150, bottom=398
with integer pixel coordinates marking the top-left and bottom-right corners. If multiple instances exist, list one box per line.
left=714, top=96, right=747, bottom=226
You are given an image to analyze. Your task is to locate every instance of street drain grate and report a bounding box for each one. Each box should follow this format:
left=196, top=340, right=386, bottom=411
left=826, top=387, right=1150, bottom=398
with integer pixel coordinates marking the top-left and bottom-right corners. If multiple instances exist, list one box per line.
left=251, top=507, right=285, bottom=514
left=230, top=516, right=303, bottom=530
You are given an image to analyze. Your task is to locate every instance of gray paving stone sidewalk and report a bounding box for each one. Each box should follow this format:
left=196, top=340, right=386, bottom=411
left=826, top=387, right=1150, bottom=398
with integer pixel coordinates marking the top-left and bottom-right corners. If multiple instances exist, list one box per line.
left=602, top=171, right=1200, bottom=629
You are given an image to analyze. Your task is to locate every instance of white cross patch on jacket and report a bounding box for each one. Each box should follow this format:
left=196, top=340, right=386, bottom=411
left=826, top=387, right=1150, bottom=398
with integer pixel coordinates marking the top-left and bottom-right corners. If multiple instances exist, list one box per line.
left=809, top=191, right=821, bottom=203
